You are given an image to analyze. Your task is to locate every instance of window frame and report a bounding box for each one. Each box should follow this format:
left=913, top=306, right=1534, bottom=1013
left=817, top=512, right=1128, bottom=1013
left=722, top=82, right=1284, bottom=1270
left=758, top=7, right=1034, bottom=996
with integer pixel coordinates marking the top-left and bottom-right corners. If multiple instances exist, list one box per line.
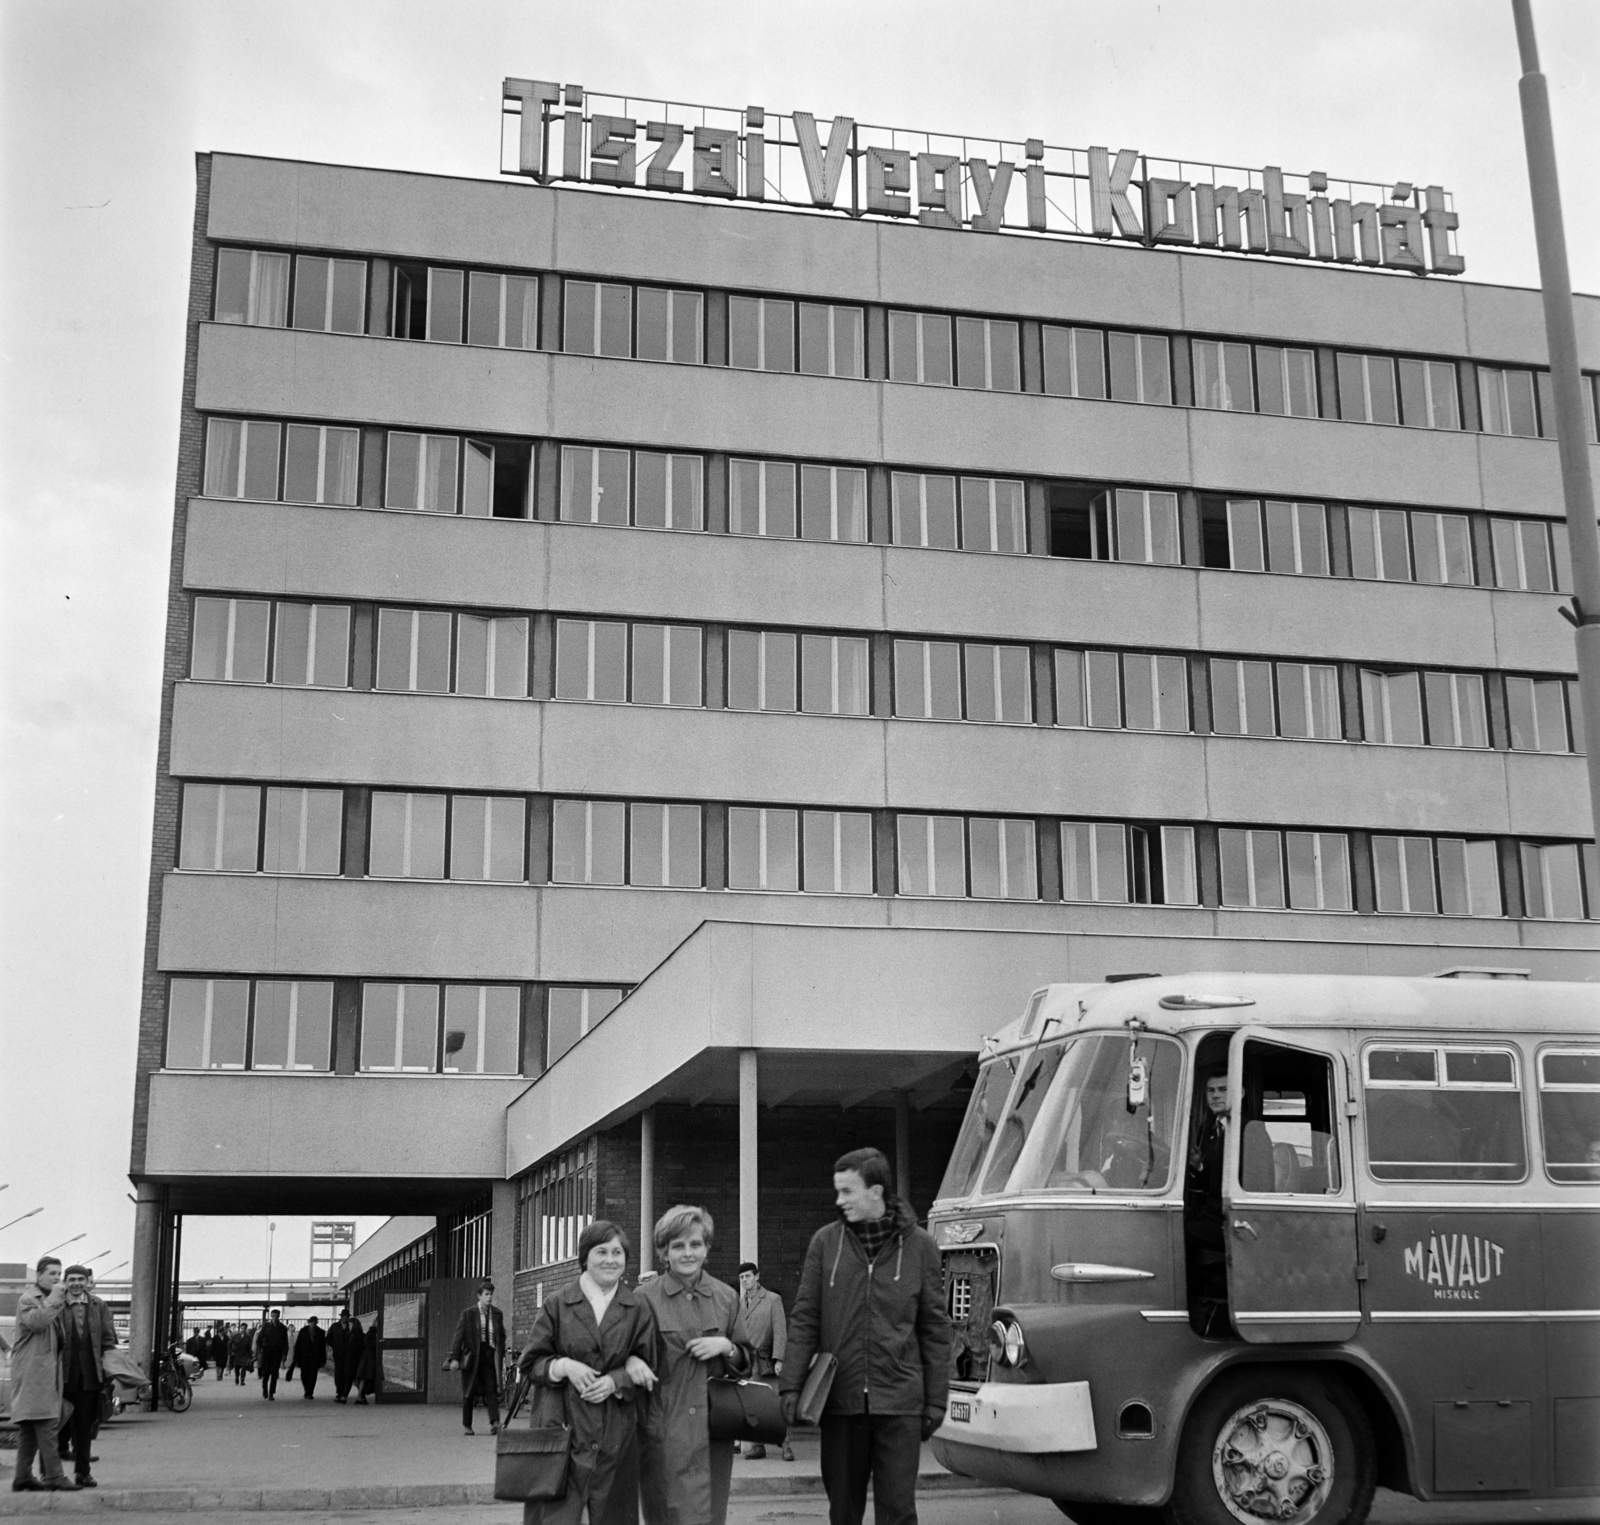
left=1535, top=1045, right=1600, bottom=1185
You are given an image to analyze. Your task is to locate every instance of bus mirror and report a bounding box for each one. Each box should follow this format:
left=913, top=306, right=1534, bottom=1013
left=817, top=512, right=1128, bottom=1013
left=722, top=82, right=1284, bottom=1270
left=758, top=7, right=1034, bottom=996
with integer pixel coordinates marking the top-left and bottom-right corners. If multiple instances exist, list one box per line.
left=1127, top=1056, right=1148, bottom=1112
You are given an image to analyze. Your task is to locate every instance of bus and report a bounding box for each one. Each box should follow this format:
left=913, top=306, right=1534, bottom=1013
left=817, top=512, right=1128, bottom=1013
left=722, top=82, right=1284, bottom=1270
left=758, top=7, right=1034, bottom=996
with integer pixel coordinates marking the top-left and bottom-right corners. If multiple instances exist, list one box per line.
left=928, top=970, right=1599, bottom=1525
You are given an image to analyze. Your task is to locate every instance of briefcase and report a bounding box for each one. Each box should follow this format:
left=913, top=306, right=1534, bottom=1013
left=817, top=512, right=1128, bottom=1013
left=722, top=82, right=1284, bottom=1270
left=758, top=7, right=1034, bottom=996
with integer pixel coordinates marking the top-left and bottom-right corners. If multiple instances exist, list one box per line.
left=796, top=1351, right=837, bottom=1426
left=494, top=1425, right=570, bottom=1502
left=706, top=1377, right=787, bottom=1444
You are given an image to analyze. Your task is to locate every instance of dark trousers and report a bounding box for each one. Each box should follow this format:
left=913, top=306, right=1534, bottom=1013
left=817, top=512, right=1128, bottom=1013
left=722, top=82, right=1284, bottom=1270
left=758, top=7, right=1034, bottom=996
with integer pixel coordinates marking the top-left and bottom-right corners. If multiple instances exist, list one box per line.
left=233, top=1361, right=248, bottom=1385
left=334, top=1359, right=355, bottom=1399
left=300, top=1366, right=319, bottom=1398
left=463, top=1357, right=501, bottom=1430
left=14, top=1416, right=64, bottom=1483
left=62, top=1387, right=98, bottom=1477
left=819, top=1411, right=921, bottom=1525
left=261, top=1363, right=279, bottom=1398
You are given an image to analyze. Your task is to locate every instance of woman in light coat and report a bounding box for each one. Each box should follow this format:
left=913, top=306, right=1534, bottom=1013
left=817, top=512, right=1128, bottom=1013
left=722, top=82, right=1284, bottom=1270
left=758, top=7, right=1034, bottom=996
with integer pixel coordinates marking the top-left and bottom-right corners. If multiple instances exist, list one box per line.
left=637, top=1205, right=753, bottom=1525
left=515, top=1219, right=658, bottom=1525
left=10, top=1257, right=71, bottom=1490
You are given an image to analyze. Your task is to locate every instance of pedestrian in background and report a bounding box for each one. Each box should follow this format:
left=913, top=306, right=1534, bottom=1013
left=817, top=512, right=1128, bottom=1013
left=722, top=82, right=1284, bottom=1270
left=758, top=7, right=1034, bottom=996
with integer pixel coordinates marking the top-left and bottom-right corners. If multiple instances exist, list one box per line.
left=736, top=1262, right=794, bottom=1463
left=782, top=1147, right=951, bottom=1525
left=637, top=1205, right=753, bottom=1525
left=254, top=1309, right=289, bottom=1400
left=229, top=1323, right=253, bottom=1385
left=9, top=1256, right=76, bottom=1493
left=515, top=1220, right=657, bottom=1524
left=329, top=1308, right=365, bottom=1404
left=55, top=1265, right=116, bottom=1489
left=210, top=1324, right=229, bottom=1379
left=289, top=1315, right=327, bottom=1400
left=352, top=1309, right=380, bottom=1404
left=447, top=1280, right=507, bottom=1435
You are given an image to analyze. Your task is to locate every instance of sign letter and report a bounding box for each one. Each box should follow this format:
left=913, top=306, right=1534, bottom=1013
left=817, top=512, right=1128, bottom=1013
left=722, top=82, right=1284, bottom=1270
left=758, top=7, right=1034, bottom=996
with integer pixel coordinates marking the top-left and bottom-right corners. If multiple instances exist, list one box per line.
left=645, top=122, right=685, bottom=191
left=693, top=127, right=739, bottom=198
left=1421, top=186, right=1465, bottom=275
left=589, top=115, right=638, bottom=185
left=1263, top=167, right=1310, bottom=257
left=793, top=112, right=854, bottom=207
left=916, top=153, right=962, bottom=230
left=1089, top=146, right=1142, bottom=239
left=1144, top=179, right=1193, bottom=244
left=503, top=79, right=560, bottom=178
left=866, top=147, right=912, bottom=216
left=967, top=158, right=1014, bottom=233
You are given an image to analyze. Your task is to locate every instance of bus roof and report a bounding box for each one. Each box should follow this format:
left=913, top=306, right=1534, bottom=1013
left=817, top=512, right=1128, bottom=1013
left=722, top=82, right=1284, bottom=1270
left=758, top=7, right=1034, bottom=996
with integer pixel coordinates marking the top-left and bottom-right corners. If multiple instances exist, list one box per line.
left=982, top=971, right=1600, bottom=1053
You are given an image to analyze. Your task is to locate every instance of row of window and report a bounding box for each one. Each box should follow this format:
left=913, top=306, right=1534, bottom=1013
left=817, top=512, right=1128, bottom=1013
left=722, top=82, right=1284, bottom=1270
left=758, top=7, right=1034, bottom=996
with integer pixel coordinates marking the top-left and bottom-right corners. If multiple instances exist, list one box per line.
left=188, top=595, right=1585, bottom=756
left=213, top=246, right=1600, bottom=441
left=200, top=418, right=1582, bottom=596
left=172, top=781, right=1600, bottom=920
left=162, top=975, right=627, bottom=1076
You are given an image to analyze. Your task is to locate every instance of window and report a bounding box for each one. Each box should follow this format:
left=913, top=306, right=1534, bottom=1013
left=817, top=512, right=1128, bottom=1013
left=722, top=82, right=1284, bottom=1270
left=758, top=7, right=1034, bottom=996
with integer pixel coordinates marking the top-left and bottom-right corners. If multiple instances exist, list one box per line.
left=800, top=464, right=867, bottom=543
left=1348, top=507, right=1413, bottom=582
left=204, top=418, right=281, bottom=500
left=178, top=784, right=260, bottom=872
left=1361, top=669, right=1425, bottom=745
left=1423, top=671, right=1488, bottom=748
left=262, top=787, right=343, bottom=874
left=369, top=792, right=447, bottom=878
left=1437, top=838, right=1504, bottom=916
left=1506, top=676, right=1573, bottom=753
left=1374, top=834, right=1500, bottom=916
left=631, top=624, right=703, bottom=707
left=962, top=644, right=1032, bottom=724
left=554, top=619, right=628, bottom=702
left=1043, top=326, right=1108, bottom=399
left=178, top=783, right=342, bottom=874
left=375, top=608, right=452, bottom=693
left=214, top=248, right=289, bottom=327
left=1055, top=649, right=1189, bottom=733
left=1490, top=517, right=1565, bottom=593
left=1108, top=331, right=1172, bottom=404
left=551, top=800, right=626, bottom=885
left=442, top=986, right=521, bottom=1075
left=292, top=254, right=366, bottom=335
left=165, top=977, right=250, bottom=1070
left=546, top=993, right=624, bottom=1068
left=385, top=433, right=459, bottom=513
left=893, top=640, right=962, bottom=720
left=1275, top=663, right=1343, bottom=741
left=448, top=796, right=527, bottom=882
left=392, top=264, right=462, bottom=341
left=467, top=271, right=538, bottom=349
left=730, top=459, right=797, bottom=537
left=454, top=614, right=529, bottom=697
left=1094, top=489, right=1181, bottom=565
left=1237, top=1040, right=1342, bottom=1195
left=1363, top=1045, right=1526, bottom=1181
left=798, top=303, right=864, bottom=378
left=634, top=452, right=705, bottom=530
left=191, top=597, right=351, bottom=688
left=728, top=807, right=800, bottom=891
left=800, top=634, right=869, bottom=716
left=1042, top=326, right=1171, bottom=405
left=1220, top=827, right=1351, bottom=910
left=897, top=814, right=966, bottom=896
left=563, top=280, right=632, bottom=357
left=1537, top=1049, right=1600, bottom=1183
left=250, top=981, right=334, bottom=1071
left=1211, top=659, right=1278, bottom=738
left=280, top=423, right=360, bottom=506
left=1520, top=841, right=1593, bottom=920
left=959, top=477, right=1027, bottom=554
left=636, top=287, right=703, bottom=364
left=1061, top=821, right=1132, bottom=903
left=1219, top=500, right=1331, bottom=576
left=1409, top=512, right=1475, bottom=585
left=1192, top=339, right=1254, bottom=411
left=729, top=295, right=796, bottom=372
left=191, top=596, right=269, bottom=682
left=629, top=802, right=702, bottom=887
left=803, top=810, right=874, bottom=893
left=271, top=602, right=350, bottom=687
left=728, top=629, right=798, bottom=711
left=360, top=983, right=441, bottom=1072
left=517, top=1140, right=597, bottom=1266
left=888, top=311, right=953, bottom=385
left=968, top=817, right=1037, bottom=899
left=1160, top=826, right=1200, bottom=905
left=1397, top=358, right=1461, bottom=430
left=891, top=473, right=958, bottom=550
left=1477, top=365, right=1540, bottom=437
left=955, top=317, right=1020, bottom=392
left=1336, top=352, right=1399, bottom=424
left=1254, top=345, right=1318, bottom=417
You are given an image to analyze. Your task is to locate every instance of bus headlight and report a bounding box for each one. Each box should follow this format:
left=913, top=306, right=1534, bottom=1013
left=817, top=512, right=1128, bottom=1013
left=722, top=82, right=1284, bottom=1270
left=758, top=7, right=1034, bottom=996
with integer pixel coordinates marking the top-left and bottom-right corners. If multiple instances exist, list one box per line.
left=987, top=1318, right=1027, bottom=1368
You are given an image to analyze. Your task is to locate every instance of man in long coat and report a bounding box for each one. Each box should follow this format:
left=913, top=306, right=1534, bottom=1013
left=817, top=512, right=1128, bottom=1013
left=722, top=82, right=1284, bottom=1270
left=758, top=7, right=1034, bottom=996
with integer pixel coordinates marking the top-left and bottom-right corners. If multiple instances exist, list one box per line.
left=55, top=1265, right=117, bottom=1487
left=9, top=1256, right=75, bottom=1492
left=446, top=1280, right=508, bottom=1434
left=289, top=1315, right=328, bottom=1399
left=327, top=1309, right=365, bottom=1404
left=254, top=1309, right=290, bottom=1400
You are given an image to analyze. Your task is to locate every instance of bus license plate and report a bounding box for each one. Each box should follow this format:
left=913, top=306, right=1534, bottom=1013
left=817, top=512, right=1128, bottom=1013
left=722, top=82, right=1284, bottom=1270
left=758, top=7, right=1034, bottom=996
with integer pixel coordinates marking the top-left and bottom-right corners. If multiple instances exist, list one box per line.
left=949, top=1401, right=971, bottom=1422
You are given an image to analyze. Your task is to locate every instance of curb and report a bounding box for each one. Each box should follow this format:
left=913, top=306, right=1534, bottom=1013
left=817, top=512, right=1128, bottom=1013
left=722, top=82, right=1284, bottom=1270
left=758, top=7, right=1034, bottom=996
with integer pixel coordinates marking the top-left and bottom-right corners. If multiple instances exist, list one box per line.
left=0, top=1472, right=988, bottom=1513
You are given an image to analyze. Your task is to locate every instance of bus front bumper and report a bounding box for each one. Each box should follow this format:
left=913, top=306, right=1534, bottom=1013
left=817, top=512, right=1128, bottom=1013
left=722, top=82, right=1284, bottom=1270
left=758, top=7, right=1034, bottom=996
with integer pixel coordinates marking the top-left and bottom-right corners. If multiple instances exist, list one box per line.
left=934, top=1380, right=1097, bottom=1454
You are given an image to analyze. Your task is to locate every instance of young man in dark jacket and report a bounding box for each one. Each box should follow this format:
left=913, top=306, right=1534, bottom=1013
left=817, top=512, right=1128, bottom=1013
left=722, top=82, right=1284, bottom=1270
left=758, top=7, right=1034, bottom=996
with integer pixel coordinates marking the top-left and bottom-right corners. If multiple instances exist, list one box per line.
left=781, top=1148, right=951, bottom=1525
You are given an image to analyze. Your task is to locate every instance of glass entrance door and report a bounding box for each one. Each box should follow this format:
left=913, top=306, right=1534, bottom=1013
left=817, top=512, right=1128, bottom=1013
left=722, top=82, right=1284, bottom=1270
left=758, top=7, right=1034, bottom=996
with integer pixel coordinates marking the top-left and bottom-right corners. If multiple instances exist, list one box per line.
left=377, top=1288, right=428, bottom=1403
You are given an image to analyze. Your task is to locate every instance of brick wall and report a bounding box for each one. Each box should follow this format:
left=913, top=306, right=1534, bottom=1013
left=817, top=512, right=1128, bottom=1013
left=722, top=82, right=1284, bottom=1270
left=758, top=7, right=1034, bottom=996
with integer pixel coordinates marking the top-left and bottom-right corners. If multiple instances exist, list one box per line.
left=511, top=1260, right=580, bottom=1348
left=130, top=154, right=214, bottom=1177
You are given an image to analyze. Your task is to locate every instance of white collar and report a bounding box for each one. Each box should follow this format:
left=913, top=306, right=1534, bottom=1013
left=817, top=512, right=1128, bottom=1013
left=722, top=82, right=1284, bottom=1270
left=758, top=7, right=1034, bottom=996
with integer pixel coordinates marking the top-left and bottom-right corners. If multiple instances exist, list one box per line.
left=579, top=1272, right=618, bottom=1325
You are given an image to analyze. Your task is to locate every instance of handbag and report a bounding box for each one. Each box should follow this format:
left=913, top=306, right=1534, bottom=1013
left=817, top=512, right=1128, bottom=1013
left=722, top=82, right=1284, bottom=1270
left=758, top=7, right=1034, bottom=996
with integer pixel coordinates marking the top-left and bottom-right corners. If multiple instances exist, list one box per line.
left=796, top=1352, right=838, bottom=1426
left=707, top=1377, right=787, bottom=1444
left=494, top=1384, right=570, bottom=1503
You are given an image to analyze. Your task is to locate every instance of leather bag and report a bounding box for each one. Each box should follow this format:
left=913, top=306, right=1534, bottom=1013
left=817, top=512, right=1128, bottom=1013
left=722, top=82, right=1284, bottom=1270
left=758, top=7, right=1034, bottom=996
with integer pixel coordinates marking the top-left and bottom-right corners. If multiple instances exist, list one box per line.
left=706, top=1377, right=788, bottom=1444
left=494, top=1384, right=570, bottom=1502
left=795, top=1351, right=838, bottom=1426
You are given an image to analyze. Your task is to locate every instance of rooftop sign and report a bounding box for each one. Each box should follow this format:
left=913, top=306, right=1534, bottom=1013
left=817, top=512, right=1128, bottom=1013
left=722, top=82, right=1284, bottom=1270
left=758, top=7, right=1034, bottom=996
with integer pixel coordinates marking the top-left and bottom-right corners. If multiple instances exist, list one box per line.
left=502, top=80, right=1464, bottom=276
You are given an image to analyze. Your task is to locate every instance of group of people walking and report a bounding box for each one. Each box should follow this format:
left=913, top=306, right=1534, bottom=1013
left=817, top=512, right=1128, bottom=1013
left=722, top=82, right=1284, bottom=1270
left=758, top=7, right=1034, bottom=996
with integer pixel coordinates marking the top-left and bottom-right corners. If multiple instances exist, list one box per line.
left=492, top=1146, right=950, bottom=1525
left=233, top=1308, right=375, bottom=1403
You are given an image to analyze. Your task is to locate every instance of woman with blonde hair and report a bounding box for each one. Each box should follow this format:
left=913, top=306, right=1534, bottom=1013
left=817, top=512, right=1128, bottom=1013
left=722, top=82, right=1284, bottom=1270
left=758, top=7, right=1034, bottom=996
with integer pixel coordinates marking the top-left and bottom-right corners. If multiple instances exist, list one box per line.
left=637, top=1205, right=753, bottom=1525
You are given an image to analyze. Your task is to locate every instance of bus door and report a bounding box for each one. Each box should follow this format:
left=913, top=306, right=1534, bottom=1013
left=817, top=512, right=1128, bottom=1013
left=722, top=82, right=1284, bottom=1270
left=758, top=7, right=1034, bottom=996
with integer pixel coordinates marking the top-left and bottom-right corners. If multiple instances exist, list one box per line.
left=1224, top=1029, right=1361, bottom=1343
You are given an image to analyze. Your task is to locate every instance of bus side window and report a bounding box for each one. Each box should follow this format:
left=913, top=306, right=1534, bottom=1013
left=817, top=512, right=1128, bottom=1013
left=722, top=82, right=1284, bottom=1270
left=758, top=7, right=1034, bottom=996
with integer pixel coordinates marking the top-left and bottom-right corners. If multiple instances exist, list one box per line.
left=1538, top=1048, right=1600, bottom=1183
left=1364, top=1045, right=1526, bottom=1183
left=1238, top=1041, right=1342, bottom=1194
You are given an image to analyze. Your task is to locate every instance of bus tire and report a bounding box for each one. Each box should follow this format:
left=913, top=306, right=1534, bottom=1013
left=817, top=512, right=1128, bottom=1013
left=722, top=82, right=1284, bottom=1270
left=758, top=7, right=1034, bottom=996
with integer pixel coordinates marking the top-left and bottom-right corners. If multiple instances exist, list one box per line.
left=1164, top=1368, right=1374, bottom=1525
left=1056, top=1503, right=1165, bottom=1525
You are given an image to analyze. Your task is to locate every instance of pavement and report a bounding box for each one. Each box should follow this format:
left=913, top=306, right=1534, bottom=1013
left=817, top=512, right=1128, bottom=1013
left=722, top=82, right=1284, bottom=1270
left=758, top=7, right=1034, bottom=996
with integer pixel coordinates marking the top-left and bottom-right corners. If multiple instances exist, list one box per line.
left=2, top=1376, right=1597, bottom=1518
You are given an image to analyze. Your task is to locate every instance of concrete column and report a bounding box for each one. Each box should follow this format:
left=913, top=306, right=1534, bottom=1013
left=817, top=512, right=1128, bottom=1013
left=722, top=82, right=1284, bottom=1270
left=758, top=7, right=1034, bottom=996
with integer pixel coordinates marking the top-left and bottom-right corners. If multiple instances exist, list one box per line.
left=639, top=1107, right=656, bottom=1263
left=491, top=1179, right=517, bottom=1312
left=127, top=1182, right=164, bottom=1375
left=739, top=1050, right=759, bottom=1264
left=894, top=1091, right=912, bottom=1203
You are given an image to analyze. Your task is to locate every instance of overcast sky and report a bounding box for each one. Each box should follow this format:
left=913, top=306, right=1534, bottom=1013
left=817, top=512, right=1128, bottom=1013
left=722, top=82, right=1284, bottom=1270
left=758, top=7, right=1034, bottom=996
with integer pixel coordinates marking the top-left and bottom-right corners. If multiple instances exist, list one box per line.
left=1, top=0, right=1596, bottom=1285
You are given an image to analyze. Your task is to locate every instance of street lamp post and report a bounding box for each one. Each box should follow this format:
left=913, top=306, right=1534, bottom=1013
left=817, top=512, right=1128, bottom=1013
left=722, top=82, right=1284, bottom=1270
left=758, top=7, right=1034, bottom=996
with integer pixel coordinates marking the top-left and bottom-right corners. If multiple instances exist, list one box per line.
left=266, top=1222, right=276, bottom=1308
left=0, top=1207, right=43, bottom=1234
left=42, top=1233, right=86, bottom=1257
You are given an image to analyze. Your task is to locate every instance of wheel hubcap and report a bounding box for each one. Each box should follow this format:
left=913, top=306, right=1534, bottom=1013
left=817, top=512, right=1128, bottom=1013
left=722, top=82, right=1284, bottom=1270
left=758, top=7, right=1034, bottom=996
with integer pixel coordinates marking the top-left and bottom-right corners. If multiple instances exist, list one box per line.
left=1210, top=1398, right=1334, bottom=1525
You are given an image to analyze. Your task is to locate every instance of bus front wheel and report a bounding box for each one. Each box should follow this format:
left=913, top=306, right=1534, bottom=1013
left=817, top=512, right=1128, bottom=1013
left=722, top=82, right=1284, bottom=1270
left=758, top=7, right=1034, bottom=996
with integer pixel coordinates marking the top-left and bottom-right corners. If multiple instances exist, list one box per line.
left=1165, top=1369, right=1375, bottom=1525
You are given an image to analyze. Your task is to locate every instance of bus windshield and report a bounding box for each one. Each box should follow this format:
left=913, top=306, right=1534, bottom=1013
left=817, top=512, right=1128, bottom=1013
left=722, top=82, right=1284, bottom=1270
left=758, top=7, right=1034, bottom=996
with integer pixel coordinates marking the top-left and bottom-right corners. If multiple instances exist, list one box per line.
left=979, top=1042, right=1071, bottom=1194
left=990, top=1033, right=1184, bottom=1195
left=938, top=1056, right=1019, bottom=1200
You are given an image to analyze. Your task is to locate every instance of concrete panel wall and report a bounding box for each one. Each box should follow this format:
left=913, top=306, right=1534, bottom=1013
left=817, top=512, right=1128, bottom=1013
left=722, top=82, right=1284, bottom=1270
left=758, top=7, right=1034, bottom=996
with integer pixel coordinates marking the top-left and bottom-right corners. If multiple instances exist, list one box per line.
left=145, top=1070, right=519, bottom=1177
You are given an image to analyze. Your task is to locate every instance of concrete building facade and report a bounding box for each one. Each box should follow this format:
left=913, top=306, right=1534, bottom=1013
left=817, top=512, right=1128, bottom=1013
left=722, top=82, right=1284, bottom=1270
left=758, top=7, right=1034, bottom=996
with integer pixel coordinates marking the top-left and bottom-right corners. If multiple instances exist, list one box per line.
left=128, top=138, right=1599, bottom=1373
